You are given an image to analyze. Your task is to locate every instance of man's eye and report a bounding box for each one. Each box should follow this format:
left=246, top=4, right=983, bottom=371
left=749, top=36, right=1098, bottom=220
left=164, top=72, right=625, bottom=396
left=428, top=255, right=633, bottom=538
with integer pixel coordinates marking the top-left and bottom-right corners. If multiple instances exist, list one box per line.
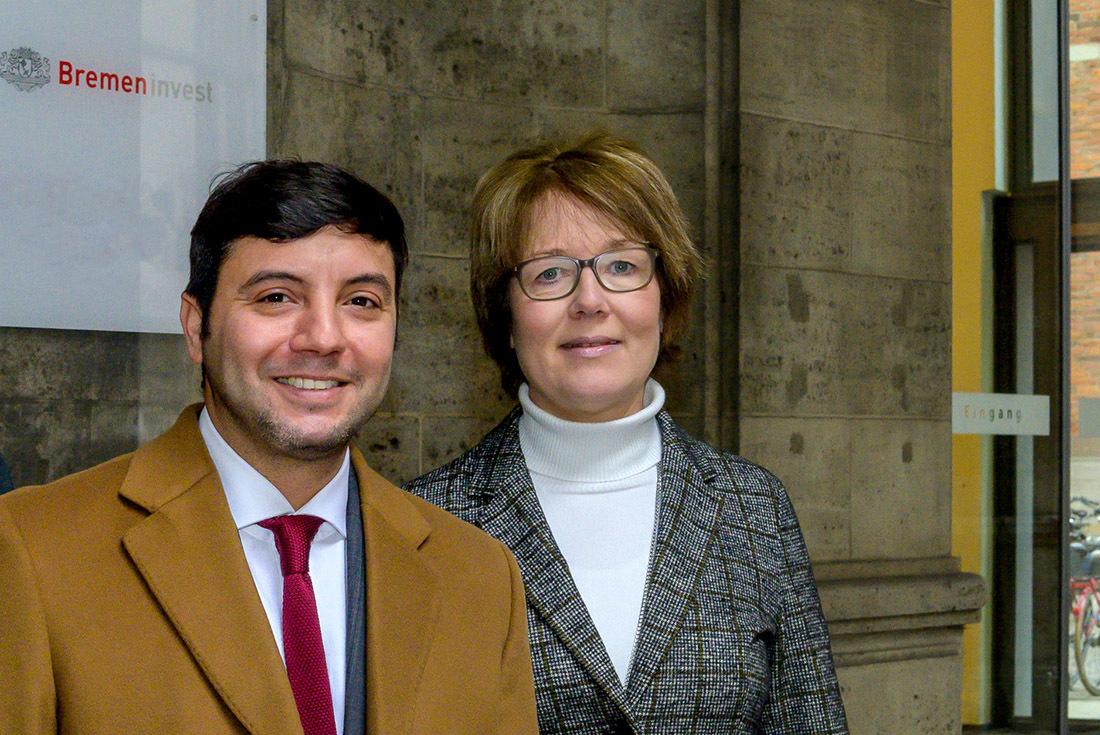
left=260, top=293, right=288, bottom=303
left=350, top=295, right=380, bottom=308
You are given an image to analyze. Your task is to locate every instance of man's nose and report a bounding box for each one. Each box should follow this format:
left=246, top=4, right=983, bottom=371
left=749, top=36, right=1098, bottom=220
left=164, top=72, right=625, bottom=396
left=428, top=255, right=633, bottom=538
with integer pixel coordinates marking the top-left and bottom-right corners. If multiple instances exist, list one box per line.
left=290, top=303, right=347, bottom=354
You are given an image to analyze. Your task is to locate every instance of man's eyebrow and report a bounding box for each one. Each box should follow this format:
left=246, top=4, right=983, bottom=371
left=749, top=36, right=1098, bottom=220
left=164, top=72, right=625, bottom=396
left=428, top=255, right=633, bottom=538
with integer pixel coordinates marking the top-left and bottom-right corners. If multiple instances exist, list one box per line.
left=347, top=273, right=394, bottom=300
left=237, top=270, right=394, bottom=299
left=238, top=271, right=306, bottom=291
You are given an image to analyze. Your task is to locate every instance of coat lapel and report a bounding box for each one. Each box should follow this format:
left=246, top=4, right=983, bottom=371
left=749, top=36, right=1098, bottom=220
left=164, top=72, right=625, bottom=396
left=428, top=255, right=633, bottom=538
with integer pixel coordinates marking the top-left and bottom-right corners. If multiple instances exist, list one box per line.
left=120, top=407, right=301, bottom=735
left=623, top=415, right=724, bottom=705
left=354, top=453, right=441, bottom=735
left=472, top=414, right=630, bottom=713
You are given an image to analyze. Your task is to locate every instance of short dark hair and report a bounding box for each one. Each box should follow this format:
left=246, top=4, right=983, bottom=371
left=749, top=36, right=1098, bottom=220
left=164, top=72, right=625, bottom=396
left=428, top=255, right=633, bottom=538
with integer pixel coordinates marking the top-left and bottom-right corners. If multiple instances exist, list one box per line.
left=186, top=159, right=408, bottom=336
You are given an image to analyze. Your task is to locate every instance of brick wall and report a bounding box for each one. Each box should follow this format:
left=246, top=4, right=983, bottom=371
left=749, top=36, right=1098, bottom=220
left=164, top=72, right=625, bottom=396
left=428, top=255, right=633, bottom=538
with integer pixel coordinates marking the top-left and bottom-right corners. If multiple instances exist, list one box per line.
left=1071, top=0, right=1100, bottom=177
left=1072, top=251, right=1100, bottom=435
left=1071, top=0, right=1100, bottom=437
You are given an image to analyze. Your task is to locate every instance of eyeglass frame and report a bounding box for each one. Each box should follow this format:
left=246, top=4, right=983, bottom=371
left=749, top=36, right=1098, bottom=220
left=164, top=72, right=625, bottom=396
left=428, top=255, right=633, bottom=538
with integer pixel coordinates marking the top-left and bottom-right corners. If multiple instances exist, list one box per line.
left=511, top=244, right=660, bottom=301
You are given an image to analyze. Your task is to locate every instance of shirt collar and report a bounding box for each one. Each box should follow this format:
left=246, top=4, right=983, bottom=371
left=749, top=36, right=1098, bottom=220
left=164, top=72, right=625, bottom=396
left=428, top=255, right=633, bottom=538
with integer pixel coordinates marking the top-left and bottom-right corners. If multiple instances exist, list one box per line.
left=517, top=379, right=664, bottom=483
left=198, top=407, right=349, bottom=538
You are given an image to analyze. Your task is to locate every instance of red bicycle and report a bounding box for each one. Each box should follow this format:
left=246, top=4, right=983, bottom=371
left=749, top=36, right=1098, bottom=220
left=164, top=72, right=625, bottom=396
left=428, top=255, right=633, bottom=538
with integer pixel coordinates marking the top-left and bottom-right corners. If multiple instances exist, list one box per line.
left=1071, top=496, right=1100, bottom=695
left=1073, top=577, right=1100, bottom=694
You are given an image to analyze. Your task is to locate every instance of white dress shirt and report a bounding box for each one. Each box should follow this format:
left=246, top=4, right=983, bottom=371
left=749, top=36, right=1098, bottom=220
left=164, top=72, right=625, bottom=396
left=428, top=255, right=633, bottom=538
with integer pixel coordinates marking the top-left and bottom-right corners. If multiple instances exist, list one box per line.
left=518, top=380, right=664, bottom=683
left=199, top=409, right=348, bottom=734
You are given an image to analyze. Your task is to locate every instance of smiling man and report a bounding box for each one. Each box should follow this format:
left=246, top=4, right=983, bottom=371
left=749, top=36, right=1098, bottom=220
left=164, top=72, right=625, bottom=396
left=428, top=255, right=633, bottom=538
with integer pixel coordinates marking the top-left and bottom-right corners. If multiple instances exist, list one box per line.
left=0, top=161, right=537, bottom=735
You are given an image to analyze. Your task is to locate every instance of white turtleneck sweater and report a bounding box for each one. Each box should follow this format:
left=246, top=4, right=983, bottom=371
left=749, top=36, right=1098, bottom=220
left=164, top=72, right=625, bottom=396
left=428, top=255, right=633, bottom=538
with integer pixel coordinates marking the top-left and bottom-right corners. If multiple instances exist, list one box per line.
left=518, top=380, right=665, bottom=684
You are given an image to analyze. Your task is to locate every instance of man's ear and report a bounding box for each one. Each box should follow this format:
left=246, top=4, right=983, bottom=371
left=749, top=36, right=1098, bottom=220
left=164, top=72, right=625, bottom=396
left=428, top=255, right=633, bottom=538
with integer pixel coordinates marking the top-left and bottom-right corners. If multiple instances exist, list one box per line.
left=179, top=293, right=204, bottom=365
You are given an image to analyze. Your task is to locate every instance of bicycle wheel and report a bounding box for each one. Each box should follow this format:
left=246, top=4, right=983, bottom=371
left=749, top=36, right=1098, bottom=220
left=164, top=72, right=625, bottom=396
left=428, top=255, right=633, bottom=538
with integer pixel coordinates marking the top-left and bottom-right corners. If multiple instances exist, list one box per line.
left=1072, top=611, right=1082, bottom=691
left=1075, top=587, right=1100, bottom=695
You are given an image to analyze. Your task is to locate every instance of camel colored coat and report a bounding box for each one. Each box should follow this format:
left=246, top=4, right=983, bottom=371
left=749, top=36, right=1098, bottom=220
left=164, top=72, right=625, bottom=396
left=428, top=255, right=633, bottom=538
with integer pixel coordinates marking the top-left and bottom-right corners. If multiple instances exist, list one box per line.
left=0, top=406, right=537, bottom=735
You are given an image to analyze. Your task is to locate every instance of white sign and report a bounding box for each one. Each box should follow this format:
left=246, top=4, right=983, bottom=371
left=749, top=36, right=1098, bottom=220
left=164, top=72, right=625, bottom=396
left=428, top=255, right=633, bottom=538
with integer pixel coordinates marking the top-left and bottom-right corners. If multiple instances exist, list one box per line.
left=0, top=0, right=266, bottom=333
left=952, top=392, right=1051, bottom=436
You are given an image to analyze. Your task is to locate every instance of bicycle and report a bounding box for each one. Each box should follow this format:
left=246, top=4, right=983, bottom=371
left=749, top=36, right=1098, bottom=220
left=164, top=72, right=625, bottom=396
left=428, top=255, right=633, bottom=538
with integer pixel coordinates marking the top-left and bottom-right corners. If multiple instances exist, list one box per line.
left=1071, top=496, right=1100, bottom=695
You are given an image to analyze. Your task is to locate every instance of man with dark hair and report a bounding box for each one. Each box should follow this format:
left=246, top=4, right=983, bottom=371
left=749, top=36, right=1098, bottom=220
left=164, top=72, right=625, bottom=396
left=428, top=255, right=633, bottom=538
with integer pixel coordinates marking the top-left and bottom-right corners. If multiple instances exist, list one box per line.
left=0, top=160, right=538, bottom=735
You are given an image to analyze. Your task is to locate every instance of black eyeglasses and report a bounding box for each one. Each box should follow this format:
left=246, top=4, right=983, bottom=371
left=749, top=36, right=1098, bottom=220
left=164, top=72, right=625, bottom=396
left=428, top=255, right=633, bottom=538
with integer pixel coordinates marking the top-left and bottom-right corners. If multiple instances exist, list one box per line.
left=512, top=245, right=659, bottom=301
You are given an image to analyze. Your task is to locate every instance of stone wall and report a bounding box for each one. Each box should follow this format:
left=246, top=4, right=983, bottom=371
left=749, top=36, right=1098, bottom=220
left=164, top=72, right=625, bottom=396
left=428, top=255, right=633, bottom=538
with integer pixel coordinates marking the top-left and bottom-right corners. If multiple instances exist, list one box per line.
left=0, top=0, right=713, bottom=490
left=0, top=0, right=982, bottom=732
left=265, top=0, right=715, bottom=482
left=738, top=0, right=983, bottom=732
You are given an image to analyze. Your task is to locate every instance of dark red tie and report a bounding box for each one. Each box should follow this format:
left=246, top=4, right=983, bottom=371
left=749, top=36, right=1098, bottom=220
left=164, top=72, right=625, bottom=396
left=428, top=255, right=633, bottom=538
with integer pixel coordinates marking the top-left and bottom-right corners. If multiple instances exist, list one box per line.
left=259, top=514, right=338, bottom=735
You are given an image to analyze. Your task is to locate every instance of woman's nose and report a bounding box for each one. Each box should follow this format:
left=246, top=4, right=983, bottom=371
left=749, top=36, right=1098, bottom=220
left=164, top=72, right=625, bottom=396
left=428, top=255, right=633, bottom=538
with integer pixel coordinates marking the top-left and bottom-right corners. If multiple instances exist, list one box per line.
left=568, top=266, right=609, bottom=315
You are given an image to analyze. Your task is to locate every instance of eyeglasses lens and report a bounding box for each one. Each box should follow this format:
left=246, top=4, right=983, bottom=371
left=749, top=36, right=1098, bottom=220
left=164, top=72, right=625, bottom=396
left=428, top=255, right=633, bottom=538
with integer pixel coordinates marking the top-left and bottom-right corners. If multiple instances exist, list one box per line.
left=517, top=247, right=655, bottom=300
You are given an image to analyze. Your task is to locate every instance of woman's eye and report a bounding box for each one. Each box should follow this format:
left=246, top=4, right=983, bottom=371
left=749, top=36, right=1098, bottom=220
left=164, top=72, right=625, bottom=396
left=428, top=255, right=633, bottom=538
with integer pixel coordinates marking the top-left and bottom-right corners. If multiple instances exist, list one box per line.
left=609, top=260, right=635, bottom=274
left=260, top=293, right=288, bottom=303
left=536, top=267, right=562, bottom=282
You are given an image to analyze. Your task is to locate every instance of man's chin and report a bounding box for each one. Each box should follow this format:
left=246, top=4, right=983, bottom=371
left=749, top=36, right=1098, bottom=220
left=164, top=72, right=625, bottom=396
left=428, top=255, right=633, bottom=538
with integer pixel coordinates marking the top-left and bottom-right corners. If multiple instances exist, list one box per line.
left=268, top=426, right=358, bottom=460
left=263, top=410, right=377, bottom=459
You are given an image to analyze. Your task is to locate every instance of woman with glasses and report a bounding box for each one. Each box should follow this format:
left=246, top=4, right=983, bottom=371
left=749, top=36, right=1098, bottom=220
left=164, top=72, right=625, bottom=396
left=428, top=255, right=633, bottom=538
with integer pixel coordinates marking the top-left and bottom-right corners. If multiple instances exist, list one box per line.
left=406, top=133, right=848, bottom=734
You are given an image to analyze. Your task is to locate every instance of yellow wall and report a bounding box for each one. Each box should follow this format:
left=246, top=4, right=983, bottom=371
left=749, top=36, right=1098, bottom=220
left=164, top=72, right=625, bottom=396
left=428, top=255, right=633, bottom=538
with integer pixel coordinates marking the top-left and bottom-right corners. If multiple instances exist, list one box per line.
left=952, top=0, right=998, bottom=725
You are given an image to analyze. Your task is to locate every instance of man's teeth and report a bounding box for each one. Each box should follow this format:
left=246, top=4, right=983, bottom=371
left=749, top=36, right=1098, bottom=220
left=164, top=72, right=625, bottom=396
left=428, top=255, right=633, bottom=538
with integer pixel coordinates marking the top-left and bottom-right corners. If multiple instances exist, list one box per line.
left=277, top=377, right=340, bottom=390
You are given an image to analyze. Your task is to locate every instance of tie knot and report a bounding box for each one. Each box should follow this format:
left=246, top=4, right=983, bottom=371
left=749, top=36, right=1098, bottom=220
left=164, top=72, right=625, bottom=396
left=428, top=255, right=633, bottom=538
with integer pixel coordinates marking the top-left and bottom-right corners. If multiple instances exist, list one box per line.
left=259, top=514, right=324, bottom=576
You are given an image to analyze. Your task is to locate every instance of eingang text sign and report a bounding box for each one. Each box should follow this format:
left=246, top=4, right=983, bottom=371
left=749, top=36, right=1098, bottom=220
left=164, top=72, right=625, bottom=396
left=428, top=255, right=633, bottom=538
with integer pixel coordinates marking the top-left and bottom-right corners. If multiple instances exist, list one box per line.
left=0, top=0, right=265, bottom=333
left=952, top=392, right=1051, bottom=436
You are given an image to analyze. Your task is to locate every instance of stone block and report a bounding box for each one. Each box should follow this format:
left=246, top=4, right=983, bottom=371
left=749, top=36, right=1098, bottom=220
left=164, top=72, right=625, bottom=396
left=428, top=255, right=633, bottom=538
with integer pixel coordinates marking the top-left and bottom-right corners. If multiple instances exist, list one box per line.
left=386, top=253, right=510, bottom=418
left=739, top=417, right=852, bottom=562
left=836, top=652, right=962, bottom=734
left=851, top=132, right=950, bottom=282
left=86, top=401, right=143, bottom=469
left=667, top=412, right=705, bottom=440
left=396, top=253, right=480, bottom=345
left=653, top=333, right=706, bottom=419
left=741, top=0, right=950, bottom=142
left=740, top=114, right=854, bottom=272
left=418, top=97, right=537, bottom=256
left=0, top=328, right=140, bottom=403
left=266, top=0, right=288, bottom=154
left=136, top=403, right=190, bottom=446
left=741, top=116, right=951, bottom=283
left=606, top=0, right=705, bottom=112
left=137, top=333, right=202, bottom=407
left=385, top=341, right=512, bottom=420
left=353, top=414, right=420, bottom=486
left=739, top=266, right=950, bottom=418
left=849, top=418, right=951, bottom=559
left=274, top=70, right=420, bottom=247
left=0, top=398, right=134, bottom=486
left=0, top=398, right=69, bottom=487
left=419, top=415, right=504, bottom=476
left=283, top=0, right=604, bottom=107
left=536, top=110, right=707, bottom=206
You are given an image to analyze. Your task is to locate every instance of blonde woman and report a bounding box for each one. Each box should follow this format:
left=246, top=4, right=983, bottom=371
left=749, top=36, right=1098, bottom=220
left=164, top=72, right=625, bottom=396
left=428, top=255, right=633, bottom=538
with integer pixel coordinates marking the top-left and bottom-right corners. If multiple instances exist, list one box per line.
left=407, top=134, right=847, bottom=734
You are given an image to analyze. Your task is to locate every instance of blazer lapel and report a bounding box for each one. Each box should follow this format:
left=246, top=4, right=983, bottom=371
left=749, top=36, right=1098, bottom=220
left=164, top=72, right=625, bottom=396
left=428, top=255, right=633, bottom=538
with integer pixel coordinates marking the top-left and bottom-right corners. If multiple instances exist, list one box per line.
left=624, top=415, right=724, bottom=705
left=473, top=416, right=630, bottom=713
left=120, top=407, right=301, bottom=735
left=354, top=453, right=441, bottom=735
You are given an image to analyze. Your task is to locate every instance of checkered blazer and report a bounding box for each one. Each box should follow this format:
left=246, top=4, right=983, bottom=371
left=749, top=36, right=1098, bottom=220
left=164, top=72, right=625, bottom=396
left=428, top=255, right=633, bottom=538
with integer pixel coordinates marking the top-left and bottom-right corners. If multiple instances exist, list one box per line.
left=405, top=408, right=848, bottom=734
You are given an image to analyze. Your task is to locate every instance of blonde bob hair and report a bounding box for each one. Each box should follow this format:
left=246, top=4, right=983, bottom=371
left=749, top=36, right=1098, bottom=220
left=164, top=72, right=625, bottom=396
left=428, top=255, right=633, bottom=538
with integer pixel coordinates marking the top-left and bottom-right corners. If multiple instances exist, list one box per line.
left=470, top=132, right=704, bottom=396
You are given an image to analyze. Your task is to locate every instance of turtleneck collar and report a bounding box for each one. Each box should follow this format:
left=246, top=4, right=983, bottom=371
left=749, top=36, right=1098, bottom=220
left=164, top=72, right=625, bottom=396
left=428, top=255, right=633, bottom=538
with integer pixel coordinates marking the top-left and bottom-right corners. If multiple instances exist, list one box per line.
left=517, top=379, right=665, bottom=484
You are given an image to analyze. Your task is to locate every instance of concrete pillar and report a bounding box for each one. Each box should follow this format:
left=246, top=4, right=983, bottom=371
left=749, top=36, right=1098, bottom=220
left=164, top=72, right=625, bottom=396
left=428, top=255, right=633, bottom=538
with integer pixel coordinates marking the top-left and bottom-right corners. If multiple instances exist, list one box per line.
left=738, top=0, right=984, bottom=731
